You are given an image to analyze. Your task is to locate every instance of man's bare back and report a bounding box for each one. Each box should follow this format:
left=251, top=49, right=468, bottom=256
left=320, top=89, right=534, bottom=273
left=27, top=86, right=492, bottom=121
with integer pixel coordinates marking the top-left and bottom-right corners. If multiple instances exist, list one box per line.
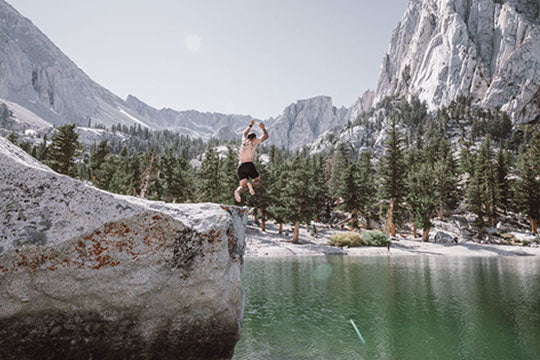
left=234, top=120, right=269, bottom=203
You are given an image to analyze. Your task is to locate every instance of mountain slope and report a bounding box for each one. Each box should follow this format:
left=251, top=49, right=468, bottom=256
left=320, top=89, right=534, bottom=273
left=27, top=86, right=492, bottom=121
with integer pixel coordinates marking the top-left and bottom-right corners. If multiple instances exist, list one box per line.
left=0, top=0, right=255, bottom=138
left=0, top=0, right=150, bottom=128
left=125, top=95, right=253, bottom=140
left=374, top=0, right=540, bottom=123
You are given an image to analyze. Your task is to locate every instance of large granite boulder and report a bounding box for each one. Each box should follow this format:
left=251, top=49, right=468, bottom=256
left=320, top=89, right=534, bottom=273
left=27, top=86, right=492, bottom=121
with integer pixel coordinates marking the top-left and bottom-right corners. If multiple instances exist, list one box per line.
left=0, top=136, right=246, bottom=360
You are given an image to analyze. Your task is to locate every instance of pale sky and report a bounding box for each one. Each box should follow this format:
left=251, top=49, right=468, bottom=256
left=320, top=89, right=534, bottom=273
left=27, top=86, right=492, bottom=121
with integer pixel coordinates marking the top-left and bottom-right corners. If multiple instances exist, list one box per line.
left=8, top=0, right=409, bottom=119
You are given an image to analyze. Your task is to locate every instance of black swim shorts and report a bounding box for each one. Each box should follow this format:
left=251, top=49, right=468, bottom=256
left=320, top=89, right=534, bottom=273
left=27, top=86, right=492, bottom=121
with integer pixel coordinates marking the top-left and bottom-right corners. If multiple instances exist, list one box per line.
left=237, top=162, right=259, bottom=180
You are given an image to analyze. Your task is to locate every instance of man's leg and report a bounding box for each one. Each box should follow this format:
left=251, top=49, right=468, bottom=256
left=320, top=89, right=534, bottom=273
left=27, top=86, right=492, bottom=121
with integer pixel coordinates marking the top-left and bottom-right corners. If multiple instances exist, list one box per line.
left=235, top=179, right=247, bottom=203
left=247, top=182, right=255, bottom=195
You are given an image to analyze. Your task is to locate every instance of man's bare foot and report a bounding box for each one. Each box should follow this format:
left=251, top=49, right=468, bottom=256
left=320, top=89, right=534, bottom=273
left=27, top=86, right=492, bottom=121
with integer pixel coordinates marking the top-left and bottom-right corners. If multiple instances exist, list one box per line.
left=247, top=182, right=255, bottom=195
left=234, top=189, right=242, bottom=203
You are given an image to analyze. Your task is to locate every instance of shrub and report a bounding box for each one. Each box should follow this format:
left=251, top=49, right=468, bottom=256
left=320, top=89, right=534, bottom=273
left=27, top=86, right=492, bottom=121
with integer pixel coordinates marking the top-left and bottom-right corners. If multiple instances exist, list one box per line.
left=329, top=232, right=365, bottom=247
left=361, top=230, right=390, bottom=246
left=329, top=230, right=390, bottom=247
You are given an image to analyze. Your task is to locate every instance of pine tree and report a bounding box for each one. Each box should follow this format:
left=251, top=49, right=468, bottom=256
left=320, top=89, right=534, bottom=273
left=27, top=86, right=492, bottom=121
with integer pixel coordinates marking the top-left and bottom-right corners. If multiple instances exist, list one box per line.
left=337, top=162, right=361, bottom=229
left=139, top=149, right=157, bottom=199
left=95, top=154, right=119, bottom=190
left=198, top=147, right=220, bottom=202
left=515, top=135, right=540, bottom=233
left=168, top=157, right=189, bottom=203
left=160, top=147, right=176, bottom=201
left=434, top=149, right=460, bottom=219
left=218, top=145, right=239, bottom=205
left=7, top=131, right=18, bottom=145
left=309, top=155, right=330, bottom=223
left=90, top=139, right=111, bottom=183
left=466, top=146, right=489, bottom=238
left=328, top=143, right=349, bottom=204
left=283, top=156, right=312, bottom=243
left=379, top=114, right=407, bottom=236
left=20, top=141, right=32, bottom=154
left=458, top=142, right=475, bottom=176
left=356, top=151, right=377, bottom=229
left=37, top=135, right=48, bottom=161
left=267, top=148, right=288, bottom=234
left=46, top=124, right=81, bottom=176
left=252, top=160, right=271, bottom=231
left=108, top=156, right=129, bottom=195
left=127, top=154, right=142, bottom=196
left=494, top=148, right=511, bottom=215
left=408, top=164, right=437, bottom=241
left=478, top=138, right=497, bottom=224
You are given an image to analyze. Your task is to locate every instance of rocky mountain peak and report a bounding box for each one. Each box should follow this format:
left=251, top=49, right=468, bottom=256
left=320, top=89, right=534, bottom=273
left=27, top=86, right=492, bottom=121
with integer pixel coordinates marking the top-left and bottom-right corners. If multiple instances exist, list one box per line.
left=374, top=0, right=540, bottom=123
left=267, top=96, right=348, bottom=151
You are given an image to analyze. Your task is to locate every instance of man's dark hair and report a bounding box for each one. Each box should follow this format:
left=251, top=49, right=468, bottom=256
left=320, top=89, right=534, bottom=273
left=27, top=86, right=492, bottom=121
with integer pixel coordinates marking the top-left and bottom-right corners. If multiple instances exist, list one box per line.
left=247, top=133, right=256, bottom=140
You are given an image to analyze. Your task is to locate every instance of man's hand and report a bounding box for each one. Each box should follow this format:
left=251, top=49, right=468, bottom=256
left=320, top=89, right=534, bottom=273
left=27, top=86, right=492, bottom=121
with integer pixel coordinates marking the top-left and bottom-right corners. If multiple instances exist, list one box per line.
left=259, top=122, right=269, bottom=142
left=244, top=120, right=256, bottom=137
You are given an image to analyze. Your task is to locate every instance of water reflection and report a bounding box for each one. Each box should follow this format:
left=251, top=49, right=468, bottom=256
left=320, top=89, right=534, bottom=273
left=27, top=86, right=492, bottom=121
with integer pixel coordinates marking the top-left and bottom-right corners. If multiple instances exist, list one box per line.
left=233, top=256, right=540, bottom=360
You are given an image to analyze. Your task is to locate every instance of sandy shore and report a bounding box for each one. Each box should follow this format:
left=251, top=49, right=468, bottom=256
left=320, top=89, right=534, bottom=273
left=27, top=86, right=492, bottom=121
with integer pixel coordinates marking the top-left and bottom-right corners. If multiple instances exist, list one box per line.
left=245, top=220, right=540, bottom=258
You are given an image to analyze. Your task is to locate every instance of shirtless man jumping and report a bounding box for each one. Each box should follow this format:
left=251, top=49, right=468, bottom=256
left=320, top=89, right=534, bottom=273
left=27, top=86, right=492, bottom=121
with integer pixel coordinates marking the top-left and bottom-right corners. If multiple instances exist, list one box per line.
left=234, top=119, right=268, bottom=203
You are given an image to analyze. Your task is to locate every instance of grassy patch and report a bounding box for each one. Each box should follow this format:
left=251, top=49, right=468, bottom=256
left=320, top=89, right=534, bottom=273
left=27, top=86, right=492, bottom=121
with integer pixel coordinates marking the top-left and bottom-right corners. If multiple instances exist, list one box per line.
left=329, top=230, right=390, bottom=247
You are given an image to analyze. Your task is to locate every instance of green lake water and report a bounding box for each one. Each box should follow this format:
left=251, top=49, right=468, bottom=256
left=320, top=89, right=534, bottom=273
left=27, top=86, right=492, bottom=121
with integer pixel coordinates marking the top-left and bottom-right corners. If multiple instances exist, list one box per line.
left=232, top=256, right=540, bottom=360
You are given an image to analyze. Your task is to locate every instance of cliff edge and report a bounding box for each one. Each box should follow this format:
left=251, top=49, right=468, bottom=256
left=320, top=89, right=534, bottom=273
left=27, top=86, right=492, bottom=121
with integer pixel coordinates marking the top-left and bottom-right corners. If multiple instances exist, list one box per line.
left=0, top=136, right=246, bottom=360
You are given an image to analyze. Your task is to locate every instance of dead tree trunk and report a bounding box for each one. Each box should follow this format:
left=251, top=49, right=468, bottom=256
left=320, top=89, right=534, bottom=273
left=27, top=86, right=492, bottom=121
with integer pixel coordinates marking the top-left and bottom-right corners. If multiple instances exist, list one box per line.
left=139, top=151, right=155, bottom=199
left=384, top=198, right=396, bottom=237
left=292, top=221, right=300, bottom=244
left=261, top=209, right=266, bottom=232
left=422, top=226, right=430, bottom=242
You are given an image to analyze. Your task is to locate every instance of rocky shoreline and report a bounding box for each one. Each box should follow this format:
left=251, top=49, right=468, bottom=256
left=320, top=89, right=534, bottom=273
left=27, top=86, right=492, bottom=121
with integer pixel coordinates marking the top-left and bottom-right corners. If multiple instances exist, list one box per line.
left=245, top=220, right=540, bottom=258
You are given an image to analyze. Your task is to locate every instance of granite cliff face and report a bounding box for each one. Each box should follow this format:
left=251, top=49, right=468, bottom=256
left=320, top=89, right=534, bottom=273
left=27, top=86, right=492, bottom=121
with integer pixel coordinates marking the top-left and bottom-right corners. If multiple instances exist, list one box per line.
left=0, top=136, right=246, bottom=360
left=266, top=96, right=348, bottom=151
left=375, top=0, right=540, bottom=123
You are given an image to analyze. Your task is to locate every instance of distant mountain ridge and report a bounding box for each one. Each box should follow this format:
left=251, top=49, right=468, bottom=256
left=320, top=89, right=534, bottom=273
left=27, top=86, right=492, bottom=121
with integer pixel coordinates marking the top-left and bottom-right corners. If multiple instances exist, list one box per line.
left=0, top=0, right=344, bottom=147
left=1, top=0, right=538, bottom=152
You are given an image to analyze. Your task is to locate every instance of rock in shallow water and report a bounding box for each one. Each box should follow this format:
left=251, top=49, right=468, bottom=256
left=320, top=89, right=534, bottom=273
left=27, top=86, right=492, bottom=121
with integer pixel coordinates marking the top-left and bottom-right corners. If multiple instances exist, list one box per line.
left=0, top=136, right=246, bottom=360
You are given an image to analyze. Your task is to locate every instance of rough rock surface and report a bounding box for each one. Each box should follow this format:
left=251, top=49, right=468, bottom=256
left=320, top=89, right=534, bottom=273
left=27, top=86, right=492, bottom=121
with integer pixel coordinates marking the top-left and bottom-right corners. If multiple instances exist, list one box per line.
left=267, top=96, right=348, bottom=151
left=0, top=136, right=246, bottom=360
left=375, top=0, right=540, bottom=123
left=433, top=230, right=458, bottom=243
left=345, top=89, right=376, bottom=125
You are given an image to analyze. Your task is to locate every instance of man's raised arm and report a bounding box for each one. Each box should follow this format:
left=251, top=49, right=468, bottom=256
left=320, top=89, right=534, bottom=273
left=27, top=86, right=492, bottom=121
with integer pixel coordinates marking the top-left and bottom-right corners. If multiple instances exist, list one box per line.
left=244, top=119, right=255, bottom=137
left=259, top=122, right=269, bottom=142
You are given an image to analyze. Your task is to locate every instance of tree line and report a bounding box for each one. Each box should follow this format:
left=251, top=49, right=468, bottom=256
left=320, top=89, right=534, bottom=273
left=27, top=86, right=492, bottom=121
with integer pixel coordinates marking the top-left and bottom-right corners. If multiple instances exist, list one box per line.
left=7, top=97, right=540, bottom=242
